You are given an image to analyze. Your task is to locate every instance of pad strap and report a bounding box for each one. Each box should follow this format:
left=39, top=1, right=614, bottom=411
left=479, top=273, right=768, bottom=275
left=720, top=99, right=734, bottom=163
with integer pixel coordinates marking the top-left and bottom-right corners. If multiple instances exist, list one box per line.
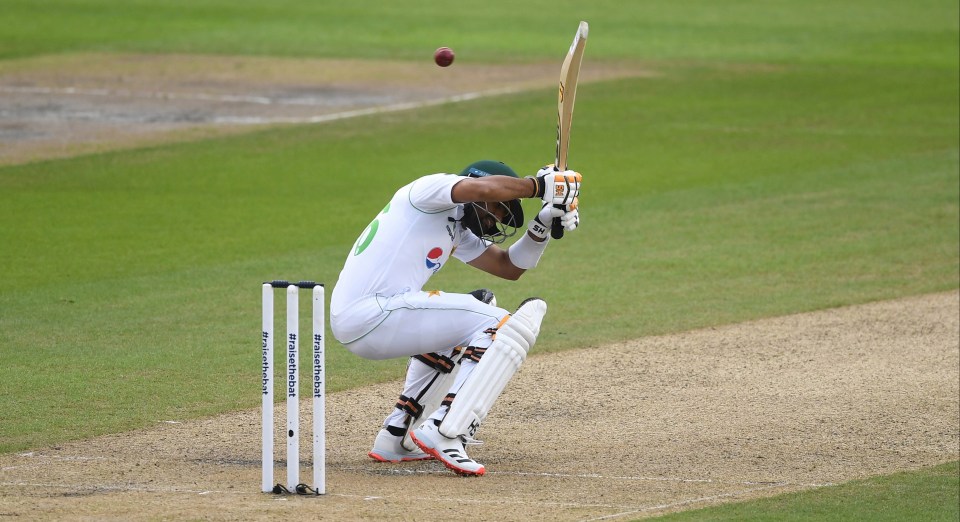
left=441, top=393, right=456, bottom=408
left=460, top=346, right=487, bottom=364
left=395, top=394, right=424, bottom=417
left=414, top=351, right=458, bottom=373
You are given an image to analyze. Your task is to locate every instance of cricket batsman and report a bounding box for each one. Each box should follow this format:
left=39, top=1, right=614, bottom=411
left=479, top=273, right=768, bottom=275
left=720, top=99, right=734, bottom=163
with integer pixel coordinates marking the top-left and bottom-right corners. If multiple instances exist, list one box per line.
left=330, top=160, right=581, bottom=476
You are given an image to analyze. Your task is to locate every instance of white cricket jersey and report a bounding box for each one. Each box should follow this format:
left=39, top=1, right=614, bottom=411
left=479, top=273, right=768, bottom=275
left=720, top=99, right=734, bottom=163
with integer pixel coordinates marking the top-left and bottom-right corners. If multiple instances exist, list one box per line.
left=331, top=174, right=489, bottom=318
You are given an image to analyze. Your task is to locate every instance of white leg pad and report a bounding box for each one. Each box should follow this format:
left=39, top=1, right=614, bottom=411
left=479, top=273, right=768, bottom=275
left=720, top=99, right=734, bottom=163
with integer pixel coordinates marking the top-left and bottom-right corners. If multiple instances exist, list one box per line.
left=439, top=298, right=547, bottom=439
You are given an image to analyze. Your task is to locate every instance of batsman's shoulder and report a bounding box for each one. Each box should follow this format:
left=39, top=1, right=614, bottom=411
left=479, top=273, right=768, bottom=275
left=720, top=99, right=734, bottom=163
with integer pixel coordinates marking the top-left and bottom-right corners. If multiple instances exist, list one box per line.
left=408, top=173, right=461, bottom=213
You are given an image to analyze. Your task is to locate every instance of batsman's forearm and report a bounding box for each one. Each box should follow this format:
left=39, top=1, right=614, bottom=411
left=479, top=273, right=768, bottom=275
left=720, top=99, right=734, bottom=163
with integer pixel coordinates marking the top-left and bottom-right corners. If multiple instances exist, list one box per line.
left=451, top=176, right=539, bottom=203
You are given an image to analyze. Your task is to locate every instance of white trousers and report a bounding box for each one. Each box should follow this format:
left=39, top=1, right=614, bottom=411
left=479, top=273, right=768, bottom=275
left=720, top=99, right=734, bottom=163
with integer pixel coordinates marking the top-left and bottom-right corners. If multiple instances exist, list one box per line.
left=332, top=290, right=508, bottom=360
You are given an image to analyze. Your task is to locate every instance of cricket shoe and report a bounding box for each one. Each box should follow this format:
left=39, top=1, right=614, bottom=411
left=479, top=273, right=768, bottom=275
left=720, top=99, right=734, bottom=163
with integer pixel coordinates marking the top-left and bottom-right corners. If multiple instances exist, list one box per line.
left=368, top=428, right=433, bottom=463
left=410, top=421, right=485, bottom=476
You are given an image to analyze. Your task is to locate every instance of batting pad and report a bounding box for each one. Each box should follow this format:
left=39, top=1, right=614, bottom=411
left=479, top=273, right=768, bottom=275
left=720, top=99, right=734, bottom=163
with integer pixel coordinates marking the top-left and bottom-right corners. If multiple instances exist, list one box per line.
left=400, top=356, right=462, bottom=452
left=439, top=298, right=547, bottom=438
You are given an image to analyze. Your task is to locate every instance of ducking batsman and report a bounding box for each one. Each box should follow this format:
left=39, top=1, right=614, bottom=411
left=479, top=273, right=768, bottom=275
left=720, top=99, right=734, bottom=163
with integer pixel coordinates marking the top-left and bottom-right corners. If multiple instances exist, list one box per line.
left=330, top=160, right=581, bottom=475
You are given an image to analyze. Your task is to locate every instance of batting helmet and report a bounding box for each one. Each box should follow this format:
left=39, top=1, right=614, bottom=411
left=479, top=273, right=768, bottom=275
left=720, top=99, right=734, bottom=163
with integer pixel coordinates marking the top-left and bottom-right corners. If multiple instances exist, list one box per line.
left=459, top=160, right=525, bottom=243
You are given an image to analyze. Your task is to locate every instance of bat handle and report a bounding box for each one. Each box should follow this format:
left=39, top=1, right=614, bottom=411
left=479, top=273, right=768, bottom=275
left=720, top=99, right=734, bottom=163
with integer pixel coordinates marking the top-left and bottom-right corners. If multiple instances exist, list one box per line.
left=551, top=217, right=565, bottom=239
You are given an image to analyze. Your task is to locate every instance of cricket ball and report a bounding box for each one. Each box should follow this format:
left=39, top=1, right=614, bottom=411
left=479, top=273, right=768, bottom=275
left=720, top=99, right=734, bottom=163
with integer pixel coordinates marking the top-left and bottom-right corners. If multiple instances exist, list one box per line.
left=434, top=47, right=455, bottom=67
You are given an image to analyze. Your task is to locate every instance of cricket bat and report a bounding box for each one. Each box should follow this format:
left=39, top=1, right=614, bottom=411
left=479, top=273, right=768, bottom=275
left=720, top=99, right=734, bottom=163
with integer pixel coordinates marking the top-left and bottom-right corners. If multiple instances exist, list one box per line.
left=551, top=20, right=589, bottom=240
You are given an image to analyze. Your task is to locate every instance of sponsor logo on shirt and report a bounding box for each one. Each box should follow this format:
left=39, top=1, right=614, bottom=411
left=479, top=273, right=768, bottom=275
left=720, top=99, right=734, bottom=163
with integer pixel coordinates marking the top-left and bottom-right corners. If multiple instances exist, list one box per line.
left=425, top=247, right=444, bottom=271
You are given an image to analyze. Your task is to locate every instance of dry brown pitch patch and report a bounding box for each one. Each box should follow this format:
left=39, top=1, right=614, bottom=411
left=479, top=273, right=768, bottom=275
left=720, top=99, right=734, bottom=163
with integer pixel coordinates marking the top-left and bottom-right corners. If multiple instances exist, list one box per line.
left=0, top=53, right=648, bottom=166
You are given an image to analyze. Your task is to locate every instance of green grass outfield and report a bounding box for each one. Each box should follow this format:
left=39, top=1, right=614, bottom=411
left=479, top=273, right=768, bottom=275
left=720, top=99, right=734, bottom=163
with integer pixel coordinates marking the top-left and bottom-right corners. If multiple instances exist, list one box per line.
left=654, top=461, right=959, bottom=522
left=0, top=0, right=957, bottom=518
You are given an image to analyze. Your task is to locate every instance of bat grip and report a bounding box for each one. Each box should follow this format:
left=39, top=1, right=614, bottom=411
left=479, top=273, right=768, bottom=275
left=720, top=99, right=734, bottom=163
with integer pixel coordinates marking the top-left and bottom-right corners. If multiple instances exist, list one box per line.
left=551, top=217, right=565, bottom=239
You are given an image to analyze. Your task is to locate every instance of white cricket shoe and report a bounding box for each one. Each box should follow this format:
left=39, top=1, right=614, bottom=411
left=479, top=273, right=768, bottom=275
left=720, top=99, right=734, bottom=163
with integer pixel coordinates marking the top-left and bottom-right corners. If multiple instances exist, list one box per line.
left=368, top=428, right=433, bottom=463
left=410, top=421, right=485, bottom=476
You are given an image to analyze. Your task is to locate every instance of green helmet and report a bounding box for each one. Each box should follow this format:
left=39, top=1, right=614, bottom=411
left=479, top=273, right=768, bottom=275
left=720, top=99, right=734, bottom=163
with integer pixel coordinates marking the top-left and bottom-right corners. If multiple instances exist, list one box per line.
left=458, top=160, right=525, bottom=243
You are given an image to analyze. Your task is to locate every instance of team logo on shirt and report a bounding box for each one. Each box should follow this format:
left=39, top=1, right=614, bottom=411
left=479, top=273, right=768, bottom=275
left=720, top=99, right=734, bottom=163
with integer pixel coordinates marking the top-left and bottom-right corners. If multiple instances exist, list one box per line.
left=425, top=247, right=444, bottom=271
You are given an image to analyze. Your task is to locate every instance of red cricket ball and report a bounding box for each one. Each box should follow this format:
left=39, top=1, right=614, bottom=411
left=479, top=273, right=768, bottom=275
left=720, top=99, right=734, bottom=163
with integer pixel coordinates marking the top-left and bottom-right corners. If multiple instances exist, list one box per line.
left=434, top=47, right=455, bottom=67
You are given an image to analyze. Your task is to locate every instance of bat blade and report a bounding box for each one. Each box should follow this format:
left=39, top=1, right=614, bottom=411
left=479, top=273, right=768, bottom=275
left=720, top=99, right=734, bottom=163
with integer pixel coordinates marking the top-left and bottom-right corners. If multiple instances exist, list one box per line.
left=552, top=20, right=588, bottom=239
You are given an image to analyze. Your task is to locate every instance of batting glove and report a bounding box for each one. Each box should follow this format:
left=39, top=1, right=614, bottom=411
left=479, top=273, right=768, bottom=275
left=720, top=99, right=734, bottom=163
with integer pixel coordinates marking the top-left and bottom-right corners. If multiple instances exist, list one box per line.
left=528, top=165, right=581, bottom=213
left=527, top=202, right=561, bottom=239
left=560, top=208, right=580, bottom=231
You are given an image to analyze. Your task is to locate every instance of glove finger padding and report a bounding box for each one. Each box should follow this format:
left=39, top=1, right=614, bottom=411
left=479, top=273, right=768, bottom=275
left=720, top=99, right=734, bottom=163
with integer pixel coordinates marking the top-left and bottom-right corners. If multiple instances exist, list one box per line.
left=552, top=195, right=578, bottom=214
left=560, top=208, right=579, bottom=231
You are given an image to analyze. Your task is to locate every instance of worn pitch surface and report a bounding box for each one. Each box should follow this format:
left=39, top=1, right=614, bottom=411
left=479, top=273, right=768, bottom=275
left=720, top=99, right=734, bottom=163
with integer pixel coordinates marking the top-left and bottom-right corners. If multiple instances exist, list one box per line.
left=0, top=53, right=647, bottom=166
left=1, top=292, right=956, bottom=520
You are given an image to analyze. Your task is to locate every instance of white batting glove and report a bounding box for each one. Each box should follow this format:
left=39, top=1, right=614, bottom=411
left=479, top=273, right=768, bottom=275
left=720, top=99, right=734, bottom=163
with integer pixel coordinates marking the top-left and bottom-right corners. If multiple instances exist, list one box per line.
left=560, top=208, right=580, bottom=231
left=529, top=165, right=582, bottom=213
left=527, top=202, right=560, bottom=239
left=535, top=164, right=557, bottom=178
